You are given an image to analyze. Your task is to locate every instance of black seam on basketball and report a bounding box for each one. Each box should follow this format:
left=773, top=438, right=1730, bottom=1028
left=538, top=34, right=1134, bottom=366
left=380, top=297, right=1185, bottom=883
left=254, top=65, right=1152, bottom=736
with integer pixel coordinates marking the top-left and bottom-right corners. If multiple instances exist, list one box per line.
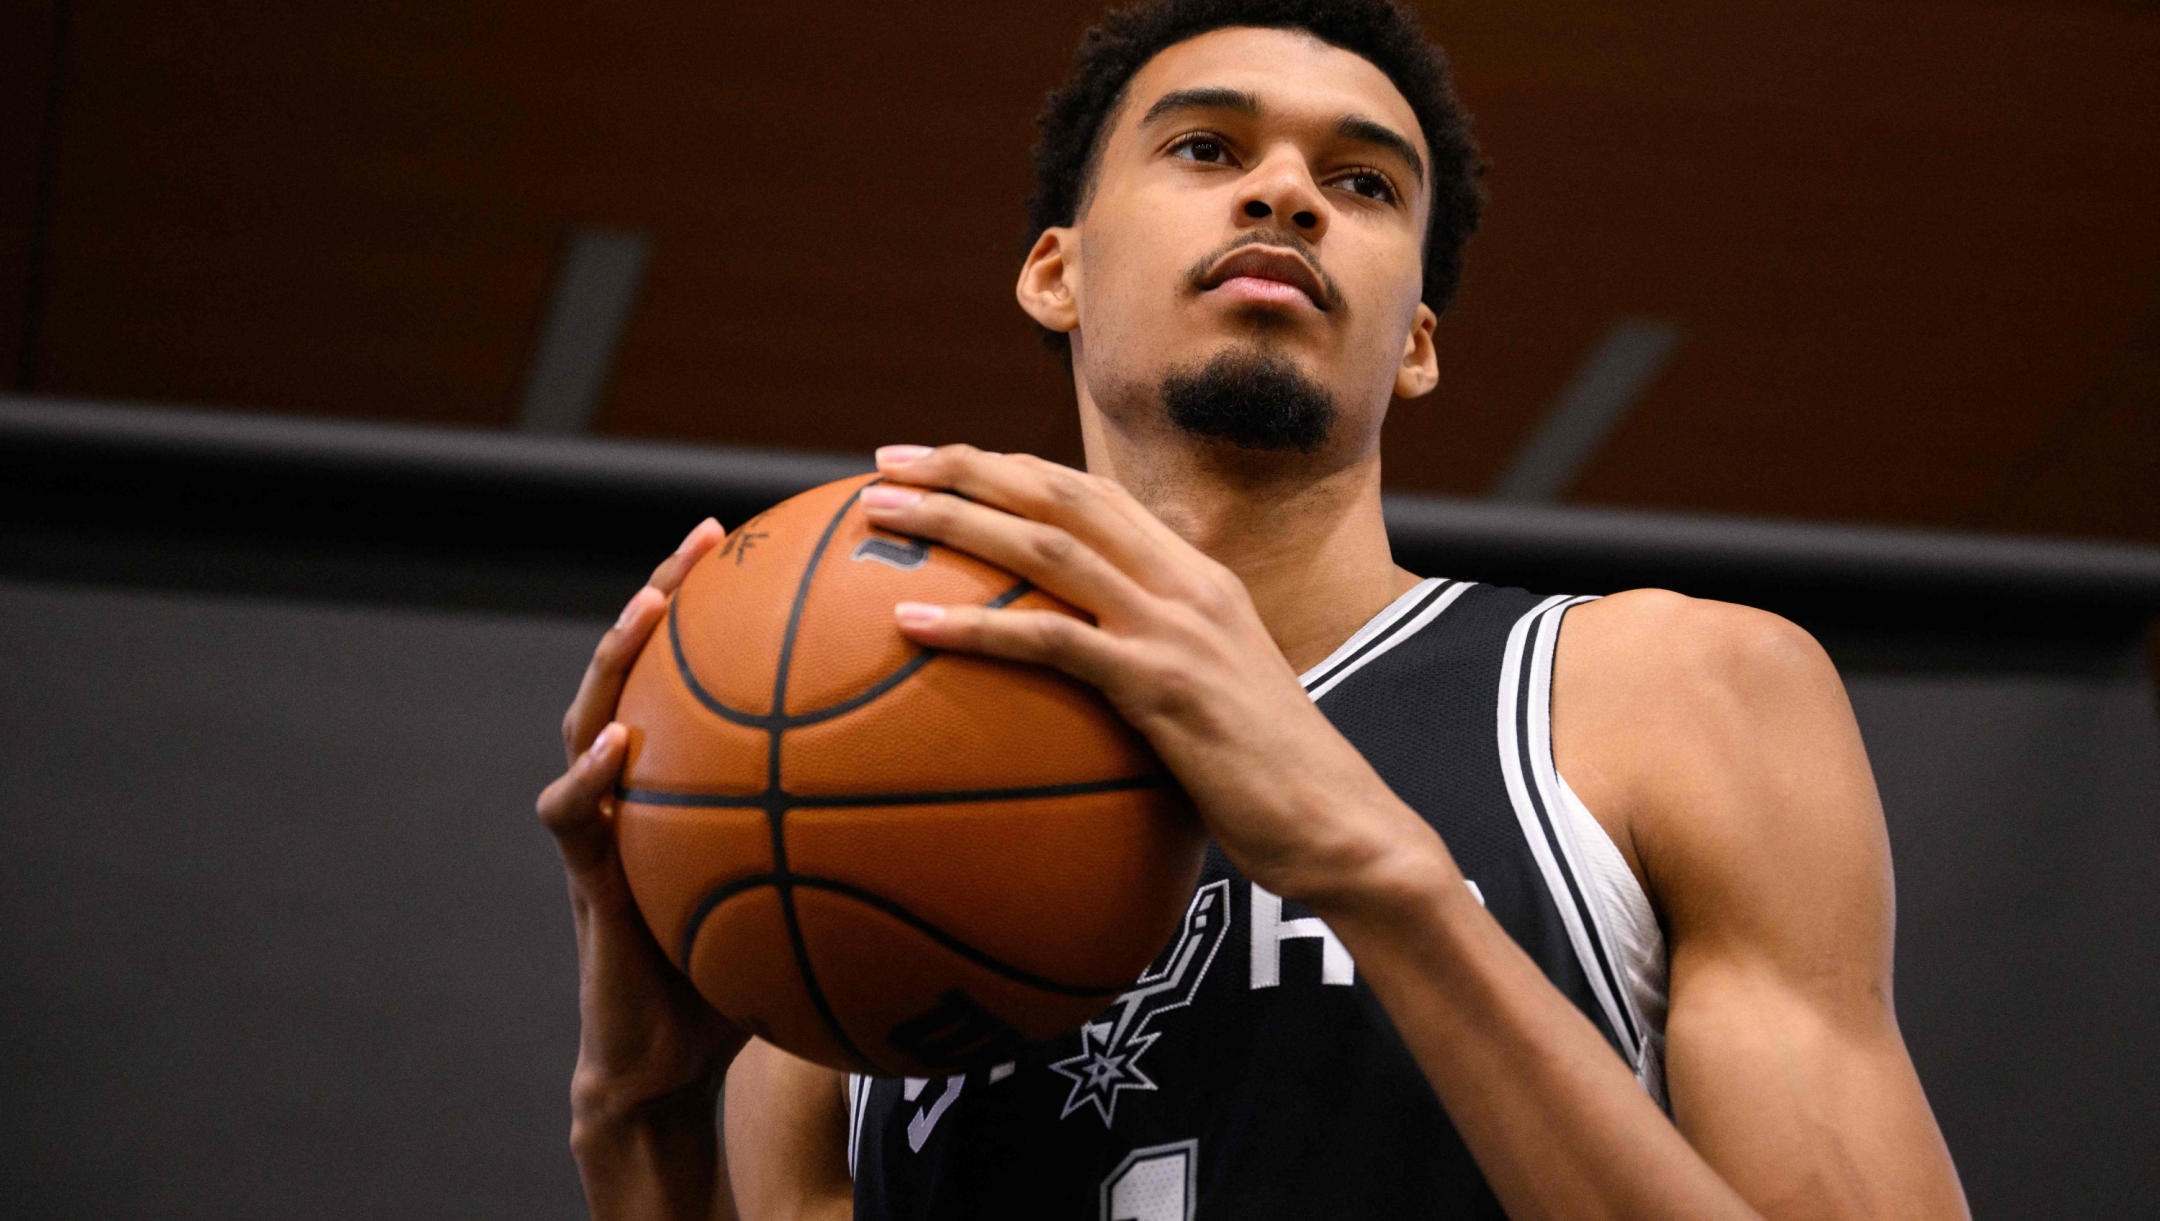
left=776, top=579, right=1030, bottom=725
left=1305, top=580, right=1461, bottom=696
left=776, top=873, right=878, bottom=1073
left=676, top=873, right=781, bottom=967
left=619, top=772, right=1171, bottom=809
left=771, top=481, right=882, bottom=1072
left=788, top=876, right=1130, bottom=997
left=668, top=598, right=768, bottom=727
left=1516, top=602, right=1639, bottom=1053
left=667, top=551, right=1035, bottom=732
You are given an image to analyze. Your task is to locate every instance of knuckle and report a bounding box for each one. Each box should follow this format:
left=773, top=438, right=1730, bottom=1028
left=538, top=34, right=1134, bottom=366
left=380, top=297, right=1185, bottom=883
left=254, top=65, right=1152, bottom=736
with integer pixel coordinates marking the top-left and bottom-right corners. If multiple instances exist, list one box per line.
left=1027, top=525, right=1080, bottom=566
left=1041, top=466, right=1094, bottom=508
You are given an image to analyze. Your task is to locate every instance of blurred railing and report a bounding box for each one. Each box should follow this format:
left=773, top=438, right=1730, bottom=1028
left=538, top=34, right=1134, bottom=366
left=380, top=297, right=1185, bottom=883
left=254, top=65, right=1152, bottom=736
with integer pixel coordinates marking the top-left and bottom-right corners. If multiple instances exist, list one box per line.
left=5, top=393, right=2158, bottom=667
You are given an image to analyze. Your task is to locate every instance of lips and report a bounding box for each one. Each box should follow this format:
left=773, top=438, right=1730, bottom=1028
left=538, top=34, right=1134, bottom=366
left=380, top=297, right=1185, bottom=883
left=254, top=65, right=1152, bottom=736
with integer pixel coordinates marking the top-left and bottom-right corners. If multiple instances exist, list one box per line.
left=1199, top=246, right=1330, bottom=312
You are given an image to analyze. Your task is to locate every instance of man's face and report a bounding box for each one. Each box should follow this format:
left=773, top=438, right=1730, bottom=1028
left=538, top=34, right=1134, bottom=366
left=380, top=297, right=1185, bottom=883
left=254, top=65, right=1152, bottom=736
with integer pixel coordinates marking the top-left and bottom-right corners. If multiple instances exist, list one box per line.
left=1028, top=26, right=1439, bottom=458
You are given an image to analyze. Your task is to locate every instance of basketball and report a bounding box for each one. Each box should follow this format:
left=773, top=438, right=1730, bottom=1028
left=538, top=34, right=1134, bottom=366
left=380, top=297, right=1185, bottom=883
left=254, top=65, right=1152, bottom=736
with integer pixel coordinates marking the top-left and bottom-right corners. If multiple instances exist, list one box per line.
left=612, top=473, right=1206, bottom=1077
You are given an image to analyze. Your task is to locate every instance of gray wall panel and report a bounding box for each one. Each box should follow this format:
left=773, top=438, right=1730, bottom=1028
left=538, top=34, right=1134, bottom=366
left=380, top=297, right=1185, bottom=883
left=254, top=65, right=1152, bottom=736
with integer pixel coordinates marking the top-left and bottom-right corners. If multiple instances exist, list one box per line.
left=1848, top=670, right=2160, bottom=1216
left=0, top=580, right=600, bottom=1220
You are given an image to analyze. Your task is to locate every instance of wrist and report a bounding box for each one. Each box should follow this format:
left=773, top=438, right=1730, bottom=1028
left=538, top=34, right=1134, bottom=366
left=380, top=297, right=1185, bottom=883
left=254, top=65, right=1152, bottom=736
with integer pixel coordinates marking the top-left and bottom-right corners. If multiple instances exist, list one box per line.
left=1303, top=813, right=1462, bottom=926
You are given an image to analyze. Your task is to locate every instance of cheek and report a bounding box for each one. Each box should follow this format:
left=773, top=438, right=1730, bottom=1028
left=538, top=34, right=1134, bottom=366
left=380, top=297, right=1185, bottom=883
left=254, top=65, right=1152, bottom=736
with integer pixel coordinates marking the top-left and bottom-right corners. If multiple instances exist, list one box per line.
left=1075, top=215, right=1178, bottom=346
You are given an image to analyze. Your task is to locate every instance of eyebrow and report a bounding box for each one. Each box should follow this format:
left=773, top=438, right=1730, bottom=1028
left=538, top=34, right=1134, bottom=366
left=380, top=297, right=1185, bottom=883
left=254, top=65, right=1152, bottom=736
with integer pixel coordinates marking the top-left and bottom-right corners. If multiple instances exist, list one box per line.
left=1137, top=87, right=1426, bottom=190
left=1338, top=114, right=1424, bottom=188
left=1140, top=86, right=1261, bottom=125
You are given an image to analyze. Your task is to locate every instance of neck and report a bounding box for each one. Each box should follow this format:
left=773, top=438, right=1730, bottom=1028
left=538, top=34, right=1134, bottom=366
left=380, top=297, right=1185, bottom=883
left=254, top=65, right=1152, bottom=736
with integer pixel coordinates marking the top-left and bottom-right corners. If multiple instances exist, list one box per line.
left=1077, top=384, right=1417, bottom=674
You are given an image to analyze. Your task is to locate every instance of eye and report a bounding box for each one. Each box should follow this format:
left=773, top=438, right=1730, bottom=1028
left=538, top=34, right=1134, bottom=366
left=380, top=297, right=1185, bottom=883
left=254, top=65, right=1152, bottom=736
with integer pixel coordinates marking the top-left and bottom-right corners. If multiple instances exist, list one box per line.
left=1332, top=169, right=1397, bottom=204
left=1169, top=134, right=1234, bottom=165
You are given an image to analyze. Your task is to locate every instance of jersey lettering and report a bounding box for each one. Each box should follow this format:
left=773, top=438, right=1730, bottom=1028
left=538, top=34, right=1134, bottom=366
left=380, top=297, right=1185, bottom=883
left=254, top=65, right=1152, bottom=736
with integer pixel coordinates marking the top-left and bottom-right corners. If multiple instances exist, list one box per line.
left=1248, top=883, right=1354, bottom=988
left=901, top=1076, right=964, bottom=1152
left=1099, top=1139, right=1197, bottom=1221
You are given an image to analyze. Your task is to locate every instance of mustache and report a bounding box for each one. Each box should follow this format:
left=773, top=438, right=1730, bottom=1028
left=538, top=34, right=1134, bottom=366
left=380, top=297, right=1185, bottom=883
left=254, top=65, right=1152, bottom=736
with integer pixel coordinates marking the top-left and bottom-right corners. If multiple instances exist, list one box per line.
left=1182, top=231, right=1347, bottom=313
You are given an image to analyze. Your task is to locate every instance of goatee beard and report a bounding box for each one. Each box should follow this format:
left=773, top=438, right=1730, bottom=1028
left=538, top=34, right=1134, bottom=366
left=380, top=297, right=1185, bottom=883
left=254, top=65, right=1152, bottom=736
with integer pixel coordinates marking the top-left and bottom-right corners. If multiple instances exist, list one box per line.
left=1159, top=348, right=1339, bottom=454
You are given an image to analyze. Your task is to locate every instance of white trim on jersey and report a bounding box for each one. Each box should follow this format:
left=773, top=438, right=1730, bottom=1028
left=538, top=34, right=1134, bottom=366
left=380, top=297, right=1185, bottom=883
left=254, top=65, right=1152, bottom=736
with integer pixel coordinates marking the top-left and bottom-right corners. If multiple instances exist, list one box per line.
left=1556, top=771, right=1669, bottom=1105
left=1497, top=595, right=1669, bottom=1101
left=847, top=1072, right=870, bottom=1180
left=1300, top=578, right=1472, bottom=700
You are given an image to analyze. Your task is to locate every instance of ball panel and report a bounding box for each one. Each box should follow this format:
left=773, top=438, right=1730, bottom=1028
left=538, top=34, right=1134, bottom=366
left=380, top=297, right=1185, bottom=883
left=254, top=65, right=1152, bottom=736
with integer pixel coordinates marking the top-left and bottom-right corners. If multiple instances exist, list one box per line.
left=616, top=637, right=770, bottom=797
left=791, top=887, right=1116, bottom=1077
left=617, top=804, right=775, bottom=965
left=784, top=789, right=1202, bottom=987
left=685, top=886, right=859, bottom=1070
left=783, top=509, right=1023, bottom=717
left=779, top=650, right=1159, bottom=796
left=673, top=475, right=878, bottom=718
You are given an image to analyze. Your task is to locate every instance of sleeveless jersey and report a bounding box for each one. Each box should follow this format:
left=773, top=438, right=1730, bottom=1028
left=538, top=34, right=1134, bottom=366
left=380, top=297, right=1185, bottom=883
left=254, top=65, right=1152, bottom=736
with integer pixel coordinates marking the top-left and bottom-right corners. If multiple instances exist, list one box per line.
left=849, top=580, right=1668, bottom=1220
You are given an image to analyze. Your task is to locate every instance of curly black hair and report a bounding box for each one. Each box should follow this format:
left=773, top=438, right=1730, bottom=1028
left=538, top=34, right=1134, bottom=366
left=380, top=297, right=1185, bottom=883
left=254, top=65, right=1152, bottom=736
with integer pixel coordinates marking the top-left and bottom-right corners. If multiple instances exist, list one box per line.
left=1026, top=0, right=1485, bottom=353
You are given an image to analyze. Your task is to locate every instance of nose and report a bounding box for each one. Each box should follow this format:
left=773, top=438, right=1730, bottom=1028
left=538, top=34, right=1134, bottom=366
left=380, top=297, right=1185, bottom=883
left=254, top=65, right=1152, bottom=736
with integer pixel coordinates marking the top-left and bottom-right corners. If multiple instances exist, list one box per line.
left=1234, top=150, right=1329, bottom=242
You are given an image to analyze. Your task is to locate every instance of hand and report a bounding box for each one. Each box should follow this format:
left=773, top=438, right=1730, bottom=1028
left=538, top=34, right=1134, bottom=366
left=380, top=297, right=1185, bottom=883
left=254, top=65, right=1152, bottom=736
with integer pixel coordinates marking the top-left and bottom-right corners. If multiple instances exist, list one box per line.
left=860, top=445, right=1447, bottom=910
left=537, top=518, right=750, bottom=1216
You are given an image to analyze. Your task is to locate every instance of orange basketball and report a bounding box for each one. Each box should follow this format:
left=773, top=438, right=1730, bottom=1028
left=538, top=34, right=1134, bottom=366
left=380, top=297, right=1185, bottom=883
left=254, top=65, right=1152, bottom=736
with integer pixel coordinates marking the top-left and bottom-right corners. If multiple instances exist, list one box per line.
left=614, top=474, right=1206, bottom=1077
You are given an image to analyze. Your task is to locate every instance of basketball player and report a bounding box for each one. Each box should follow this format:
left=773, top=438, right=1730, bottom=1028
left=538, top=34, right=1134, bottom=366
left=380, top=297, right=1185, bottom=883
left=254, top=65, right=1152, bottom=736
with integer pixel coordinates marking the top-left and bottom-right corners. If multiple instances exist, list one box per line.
left=536, top=1, right=1969, bottom=1217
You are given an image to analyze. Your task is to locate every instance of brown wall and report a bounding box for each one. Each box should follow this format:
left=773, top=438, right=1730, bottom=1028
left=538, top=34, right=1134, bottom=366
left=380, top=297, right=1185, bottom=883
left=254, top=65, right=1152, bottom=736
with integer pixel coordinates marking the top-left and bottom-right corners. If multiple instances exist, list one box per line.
left=9, top=0, right=2159, bottom=539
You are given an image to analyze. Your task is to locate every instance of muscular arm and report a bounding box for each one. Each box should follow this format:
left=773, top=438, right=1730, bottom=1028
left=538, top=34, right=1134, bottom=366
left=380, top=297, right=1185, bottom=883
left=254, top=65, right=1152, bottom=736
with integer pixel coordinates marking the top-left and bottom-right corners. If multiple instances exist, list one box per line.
left=725, top=1042, right=854, bottom=1221
left=1316, top=592, right=1965, bottom=1220
left=1557, top=591, right=1964, bottom=1217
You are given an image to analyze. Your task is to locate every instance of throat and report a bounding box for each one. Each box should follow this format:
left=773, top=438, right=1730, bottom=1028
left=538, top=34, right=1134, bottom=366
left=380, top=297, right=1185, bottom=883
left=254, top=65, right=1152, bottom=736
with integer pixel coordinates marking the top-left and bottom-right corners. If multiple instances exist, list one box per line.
left=1105, top=443, right=1415, bottom=674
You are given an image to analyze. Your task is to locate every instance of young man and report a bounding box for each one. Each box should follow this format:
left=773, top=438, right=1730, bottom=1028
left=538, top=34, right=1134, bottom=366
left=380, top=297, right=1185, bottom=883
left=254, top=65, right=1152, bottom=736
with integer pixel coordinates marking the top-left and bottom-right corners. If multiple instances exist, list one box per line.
left=537, top=1, right=1970, bottom=1217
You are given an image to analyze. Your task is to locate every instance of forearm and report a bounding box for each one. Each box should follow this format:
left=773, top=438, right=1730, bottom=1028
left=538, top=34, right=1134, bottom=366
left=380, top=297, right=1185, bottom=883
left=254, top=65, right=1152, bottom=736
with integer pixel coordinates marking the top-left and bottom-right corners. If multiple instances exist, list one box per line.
left=572, top=1073, right=734, bottom=1221
left=1315, top=820, right=1758, bottom=1221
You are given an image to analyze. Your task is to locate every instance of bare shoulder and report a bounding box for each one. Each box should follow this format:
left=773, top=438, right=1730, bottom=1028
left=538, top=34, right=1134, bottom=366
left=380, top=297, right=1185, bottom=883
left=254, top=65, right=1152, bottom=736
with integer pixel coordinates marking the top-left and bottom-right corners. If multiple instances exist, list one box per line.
left=1554, top=589, right=1889, bottom=963
left=1555, top=589, right=1854, bottom=795
left=1559, top=588, right=1841, bottom=710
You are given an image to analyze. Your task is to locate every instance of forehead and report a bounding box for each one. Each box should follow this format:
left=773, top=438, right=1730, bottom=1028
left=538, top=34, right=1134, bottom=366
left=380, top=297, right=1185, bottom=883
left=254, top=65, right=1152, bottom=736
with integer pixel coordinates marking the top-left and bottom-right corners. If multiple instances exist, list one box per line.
left=1115, top=26, right=1426, bottom=162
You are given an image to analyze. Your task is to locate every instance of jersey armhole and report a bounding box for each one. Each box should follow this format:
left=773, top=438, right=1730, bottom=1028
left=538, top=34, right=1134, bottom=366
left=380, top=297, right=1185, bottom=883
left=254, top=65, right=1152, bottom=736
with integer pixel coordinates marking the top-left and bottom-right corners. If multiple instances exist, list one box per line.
left=1551, top=770, right=1669, bottom=1104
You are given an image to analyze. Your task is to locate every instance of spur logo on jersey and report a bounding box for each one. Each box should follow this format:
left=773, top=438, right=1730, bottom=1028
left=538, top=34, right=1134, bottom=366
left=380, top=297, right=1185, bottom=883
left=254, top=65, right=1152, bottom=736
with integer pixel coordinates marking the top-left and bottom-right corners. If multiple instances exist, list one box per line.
left=1049, top=880, right=1232, bottom=1127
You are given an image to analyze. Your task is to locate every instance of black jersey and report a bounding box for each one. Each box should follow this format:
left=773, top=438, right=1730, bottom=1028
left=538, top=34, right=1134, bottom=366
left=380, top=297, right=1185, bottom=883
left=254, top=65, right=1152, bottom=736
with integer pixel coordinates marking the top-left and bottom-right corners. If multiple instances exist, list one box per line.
left=849, top=580, right=1665, bottom=1221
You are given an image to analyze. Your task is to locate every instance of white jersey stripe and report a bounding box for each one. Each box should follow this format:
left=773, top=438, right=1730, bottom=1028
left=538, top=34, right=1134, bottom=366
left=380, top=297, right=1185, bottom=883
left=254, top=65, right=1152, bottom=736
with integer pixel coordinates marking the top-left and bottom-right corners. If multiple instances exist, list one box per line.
left=1497, top=596, right=1648, bottom=1073
left=1301, top=579, right=1471, bottom=701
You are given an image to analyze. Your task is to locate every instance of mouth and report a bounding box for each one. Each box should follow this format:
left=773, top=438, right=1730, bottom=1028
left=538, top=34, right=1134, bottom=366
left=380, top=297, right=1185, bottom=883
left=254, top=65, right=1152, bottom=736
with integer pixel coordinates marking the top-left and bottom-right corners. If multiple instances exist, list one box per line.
left=1199, top=246, right=1330, bottom=313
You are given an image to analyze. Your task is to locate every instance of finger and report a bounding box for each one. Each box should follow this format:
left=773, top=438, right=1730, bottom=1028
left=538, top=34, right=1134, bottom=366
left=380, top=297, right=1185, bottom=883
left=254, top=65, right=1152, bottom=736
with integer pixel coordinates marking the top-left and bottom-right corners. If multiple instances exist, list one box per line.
left=646, top=517, right=727, bottom=595
left=876, top=446, right=1196, bottom=594
left=861, top=485, right=1149, bottom=620
left=894, top=601, right=1129, bottom=695
left=538, top=723, right=628, bottom=878
left=562, top=586, right=668, bottom=761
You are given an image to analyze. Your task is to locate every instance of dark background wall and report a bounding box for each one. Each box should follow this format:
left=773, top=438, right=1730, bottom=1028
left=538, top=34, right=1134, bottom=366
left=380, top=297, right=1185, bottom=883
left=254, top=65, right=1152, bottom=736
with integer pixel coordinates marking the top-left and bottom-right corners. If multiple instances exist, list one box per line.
left=2, top=0, right=2157, bottom=538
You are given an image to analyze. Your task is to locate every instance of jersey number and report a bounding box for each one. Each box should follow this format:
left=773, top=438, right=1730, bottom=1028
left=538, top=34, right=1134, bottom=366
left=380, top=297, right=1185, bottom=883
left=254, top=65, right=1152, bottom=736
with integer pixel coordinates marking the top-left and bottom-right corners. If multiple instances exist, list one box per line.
left=1099, top=1139, right=1197, bottom=1221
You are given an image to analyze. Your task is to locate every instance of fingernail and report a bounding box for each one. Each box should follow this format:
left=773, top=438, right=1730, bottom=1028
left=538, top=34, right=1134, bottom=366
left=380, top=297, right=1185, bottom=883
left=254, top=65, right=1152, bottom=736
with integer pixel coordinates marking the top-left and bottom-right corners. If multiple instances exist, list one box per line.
left=614, top=590, right=646, bottom=630
left=676, top=518, right=717, bottom=554
left=586, top=725, right=616, bottom=760
left=894, top=602, right=946, bottom=628
left=876, top=445, right=934, bottom=466
left=861, top=485, right=923, bottom=510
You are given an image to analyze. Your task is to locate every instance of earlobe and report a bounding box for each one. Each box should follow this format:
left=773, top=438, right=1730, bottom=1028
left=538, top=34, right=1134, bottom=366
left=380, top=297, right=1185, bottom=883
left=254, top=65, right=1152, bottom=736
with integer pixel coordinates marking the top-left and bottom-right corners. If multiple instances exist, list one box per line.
left=1015, top=227, right=1081, bottom=335
left=1394, top=303, right=1440, bottom=400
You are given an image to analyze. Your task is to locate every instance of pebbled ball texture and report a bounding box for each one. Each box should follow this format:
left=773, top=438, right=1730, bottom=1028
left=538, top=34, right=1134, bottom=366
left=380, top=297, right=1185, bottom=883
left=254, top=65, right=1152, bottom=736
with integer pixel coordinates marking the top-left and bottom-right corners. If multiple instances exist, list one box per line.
left=614, top=474, right=1204, bottom=1077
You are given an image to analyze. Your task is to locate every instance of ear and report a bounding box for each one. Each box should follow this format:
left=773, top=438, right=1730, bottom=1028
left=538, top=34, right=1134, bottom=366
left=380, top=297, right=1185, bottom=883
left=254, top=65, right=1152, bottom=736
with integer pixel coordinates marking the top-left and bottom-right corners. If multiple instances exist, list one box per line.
left=1016, top=226, right=1081, bottom=335
left=1394, top=302, right=1440, bottom=400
